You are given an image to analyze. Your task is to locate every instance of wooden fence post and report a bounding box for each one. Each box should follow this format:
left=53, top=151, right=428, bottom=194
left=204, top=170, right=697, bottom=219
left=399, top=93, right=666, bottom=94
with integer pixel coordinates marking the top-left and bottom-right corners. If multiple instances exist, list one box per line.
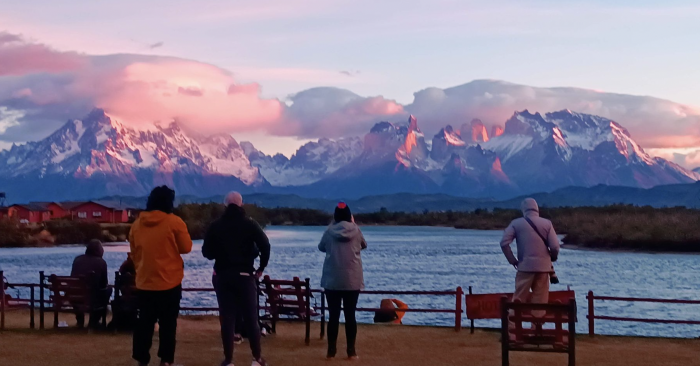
left=569, top=299, right=577, bottom=366
left=305, top=278, right=311, bottom=346
left=320, top=290, right=326, bottom=339
left=455, top=286, right=463, bottom=332
left=39, top=271, right=45, bottom=330
left=501, top=297, right=509, bottom=366
left=1, top=270, right=5, bottom=331
left=468, top=286, right=475, bottom=334
left=587, top=290, right=594, bottom=337
left=30, top=284, right=35, bottom=329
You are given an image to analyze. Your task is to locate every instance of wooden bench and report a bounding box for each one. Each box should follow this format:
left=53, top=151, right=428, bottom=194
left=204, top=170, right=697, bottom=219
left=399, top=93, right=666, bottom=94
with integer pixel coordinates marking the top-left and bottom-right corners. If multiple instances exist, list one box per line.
left=501, top=297, right=576, bottom=366
left=260, top=276, right=314, bottom=345
left=465, top=289, right=576, bottom=333
left=44, top=274, right=108, bottom=330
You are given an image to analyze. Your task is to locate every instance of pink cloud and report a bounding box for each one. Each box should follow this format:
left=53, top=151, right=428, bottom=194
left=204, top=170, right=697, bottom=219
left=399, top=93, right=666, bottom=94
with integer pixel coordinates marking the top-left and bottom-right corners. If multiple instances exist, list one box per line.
left=0, top=32, right=284, bottom=138
left=0, top=31, right=85, bottom=76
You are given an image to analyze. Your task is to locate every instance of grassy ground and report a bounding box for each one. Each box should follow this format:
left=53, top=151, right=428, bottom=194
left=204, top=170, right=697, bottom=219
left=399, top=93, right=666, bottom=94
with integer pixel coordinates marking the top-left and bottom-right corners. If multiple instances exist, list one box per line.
left=1, top=310, right=699, bottom=366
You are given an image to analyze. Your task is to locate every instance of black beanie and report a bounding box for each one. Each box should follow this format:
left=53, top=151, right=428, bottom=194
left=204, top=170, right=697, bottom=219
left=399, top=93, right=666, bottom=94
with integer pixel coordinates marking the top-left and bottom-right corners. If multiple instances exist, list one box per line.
left=334, top=202, right=352, bottom=223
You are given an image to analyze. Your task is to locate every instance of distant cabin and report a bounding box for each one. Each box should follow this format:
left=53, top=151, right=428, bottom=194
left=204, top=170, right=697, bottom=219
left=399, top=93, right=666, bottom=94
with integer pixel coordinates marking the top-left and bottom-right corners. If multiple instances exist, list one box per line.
left=6, top=204, right=51, bottom=224
left=69, top=201, right=130, bottom=224
left=1, top=200, right=133, bottom=224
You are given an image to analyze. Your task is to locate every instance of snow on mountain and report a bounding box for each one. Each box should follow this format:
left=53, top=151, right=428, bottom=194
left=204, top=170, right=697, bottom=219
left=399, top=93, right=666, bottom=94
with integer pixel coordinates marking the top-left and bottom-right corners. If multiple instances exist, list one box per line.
left=0, top=109, right=265, bottom=201
left=430, top=125, right=466, bottom=161
left=244, top=137, right=364, bottom=186
left=481, top=109, right=699, bottom=192
left=1, top=107, right=696, bottom=202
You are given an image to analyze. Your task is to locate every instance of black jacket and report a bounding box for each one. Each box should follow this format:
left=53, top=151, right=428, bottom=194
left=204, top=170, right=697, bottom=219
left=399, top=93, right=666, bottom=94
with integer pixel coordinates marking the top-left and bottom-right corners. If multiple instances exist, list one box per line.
left=202, top=205, right=271, bottom=274
left=71, top=241, right=108, bottom=289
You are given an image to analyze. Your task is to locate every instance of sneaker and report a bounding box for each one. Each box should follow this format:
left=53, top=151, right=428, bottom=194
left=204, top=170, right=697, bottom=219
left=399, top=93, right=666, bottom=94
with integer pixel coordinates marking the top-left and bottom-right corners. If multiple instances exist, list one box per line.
left=251, top=358, right=268, bottom=366
left=234, top=334, right=244, bottom=345
left=348, top=355, right=359, bottom=361
left=220, top=361, right=234, bottom=366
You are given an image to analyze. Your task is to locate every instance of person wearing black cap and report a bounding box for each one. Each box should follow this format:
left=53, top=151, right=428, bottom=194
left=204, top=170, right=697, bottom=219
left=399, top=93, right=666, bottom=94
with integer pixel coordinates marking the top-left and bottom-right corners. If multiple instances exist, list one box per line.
left=319, top=202, right=367, bottom=360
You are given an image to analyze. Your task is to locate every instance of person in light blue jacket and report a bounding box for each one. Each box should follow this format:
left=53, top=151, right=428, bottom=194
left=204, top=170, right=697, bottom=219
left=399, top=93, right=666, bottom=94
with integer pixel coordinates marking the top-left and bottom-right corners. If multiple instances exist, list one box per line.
left=319, top=202, right=367, bottom=360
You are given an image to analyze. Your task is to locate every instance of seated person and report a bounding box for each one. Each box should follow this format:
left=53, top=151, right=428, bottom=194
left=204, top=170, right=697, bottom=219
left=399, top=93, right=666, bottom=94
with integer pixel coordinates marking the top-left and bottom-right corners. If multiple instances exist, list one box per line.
left=109, top=253, right=138, bottom=331
left=119, top=252, right=136, bottom=284
left=70, top=239, right=112, bottom=329
left=373, top=299, right=408, bottom=324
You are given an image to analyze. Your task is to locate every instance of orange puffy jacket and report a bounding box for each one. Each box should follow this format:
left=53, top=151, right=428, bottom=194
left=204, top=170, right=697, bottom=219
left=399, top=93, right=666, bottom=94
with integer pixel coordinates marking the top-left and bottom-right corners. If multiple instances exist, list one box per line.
left=129, top=211, right=193, bottom=291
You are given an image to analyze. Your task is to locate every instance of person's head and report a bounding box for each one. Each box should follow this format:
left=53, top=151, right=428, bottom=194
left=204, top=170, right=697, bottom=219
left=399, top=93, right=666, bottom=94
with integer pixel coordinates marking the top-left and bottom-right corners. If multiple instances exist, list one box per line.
left=146, top=185, right=175, bottom=213
left=224, top=191, right=243, bottom=207
left=85, top=239, right=104, bottom=258
left=521, top=198, right=539, bottom=216
left=334, top=202, right=352, bottom=223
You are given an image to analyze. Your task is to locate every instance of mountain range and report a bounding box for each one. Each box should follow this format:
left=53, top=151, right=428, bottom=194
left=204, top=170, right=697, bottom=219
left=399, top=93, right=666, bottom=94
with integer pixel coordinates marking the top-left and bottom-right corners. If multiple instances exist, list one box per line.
left=0, top=108, right=697, bottom=203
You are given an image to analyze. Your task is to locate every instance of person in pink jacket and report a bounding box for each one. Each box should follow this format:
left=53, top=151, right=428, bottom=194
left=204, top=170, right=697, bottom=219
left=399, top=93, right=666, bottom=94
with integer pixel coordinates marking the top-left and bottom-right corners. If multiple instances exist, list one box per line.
left=500, top=198, right=561, bottom=311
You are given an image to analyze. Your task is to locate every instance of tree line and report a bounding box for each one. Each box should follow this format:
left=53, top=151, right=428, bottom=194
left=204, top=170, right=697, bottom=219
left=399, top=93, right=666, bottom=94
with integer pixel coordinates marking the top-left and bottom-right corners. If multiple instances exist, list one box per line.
left=2, top=203, right=700, bottom=251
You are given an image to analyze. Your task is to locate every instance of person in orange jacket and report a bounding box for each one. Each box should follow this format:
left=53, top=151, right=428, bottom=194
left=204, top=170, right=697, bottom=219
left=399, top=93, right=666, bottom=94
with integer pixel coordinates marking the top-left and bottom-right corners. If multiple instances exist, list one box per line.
left=373, top=299, right=408, bottom=324
left=130, top=186, right=193, bottom=366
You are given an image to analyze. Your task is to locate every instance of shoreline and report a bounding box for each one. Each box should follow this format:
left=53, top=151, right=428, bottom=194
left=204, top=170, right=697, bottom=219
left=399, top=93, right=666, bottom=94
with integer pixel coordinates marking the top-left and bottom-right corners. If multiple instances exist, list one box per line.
left=561, top=243, right=700, bottom=255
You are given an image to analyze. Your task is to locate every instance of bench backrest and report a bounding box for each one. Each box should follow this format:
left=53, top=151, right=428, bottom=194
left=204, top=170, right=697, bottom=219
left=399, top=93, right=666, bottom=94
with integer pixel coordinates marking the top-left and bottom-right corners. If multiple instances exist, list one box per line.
left=47, top=275, right=92, bottom=311
left=502, top=298, right=576, bottom=349
left=466, top=290, right=575, bottom=320
left=261, top=276, right=311, bottom=317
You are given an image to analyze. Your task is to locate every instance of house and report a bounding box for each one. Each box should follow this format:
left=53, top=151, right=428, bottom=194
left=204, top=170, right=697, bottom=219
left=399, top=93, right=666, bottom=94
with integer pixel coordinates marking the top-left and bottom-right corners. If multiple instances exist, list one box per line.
left=7, top=204, right=51, bottom=224
left=29, top=202, right=69, bottom=220
left=70, top=201, right=130, bottom=223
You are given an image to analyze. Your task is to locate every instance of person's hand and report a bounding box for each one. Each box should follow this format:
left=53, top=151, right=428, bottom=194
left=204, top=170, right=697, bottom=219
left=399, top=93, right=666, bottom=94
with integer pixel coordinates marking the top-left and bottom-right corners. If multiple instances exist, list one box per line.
left=551, top=255, right=558, bottom=262
left=512, top=261, right=519, bottom=270
left=255, top=269, right=264, bottom=279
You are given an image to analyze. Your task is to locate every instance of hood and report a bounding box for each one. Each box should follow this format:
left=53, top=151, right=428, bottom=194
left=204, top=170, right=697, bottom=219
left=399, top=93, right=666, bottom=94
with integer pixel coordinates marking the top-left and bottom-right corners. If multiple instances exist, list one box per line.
left=326, top=221, right=361, bottom=242
left=521, top=198, right=539, bottom=216
left=85, top=241, right=104, bottom=258
left=139, top=210, right=171, bottom=227
left=223, top=204, right=246, bottom=219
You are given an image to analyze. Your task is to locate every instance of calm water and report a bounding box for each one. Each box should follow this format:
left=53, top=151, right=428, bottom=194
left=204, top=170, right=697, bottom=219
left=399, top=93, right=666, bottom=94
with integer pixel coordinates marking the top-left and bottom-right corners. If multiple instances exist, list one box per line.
left=1, top=226, right=700, bottom=338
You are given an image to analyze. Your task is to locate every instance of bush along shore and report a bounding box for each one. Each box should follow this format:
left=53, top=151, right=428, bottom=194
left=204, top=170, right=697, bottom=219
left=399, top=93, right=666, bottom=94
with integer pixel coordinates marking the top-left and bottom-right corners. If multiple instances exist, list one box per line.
left=2, top=204, right=700, bottom=252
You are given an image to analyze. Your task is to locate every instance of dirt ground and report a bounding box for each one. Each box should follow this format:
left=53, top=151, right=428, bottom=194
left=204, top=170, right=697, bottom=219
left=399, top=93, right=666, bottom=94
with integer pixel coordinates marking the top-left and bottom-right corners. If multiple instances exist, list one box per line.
left=1, top=310, right=699, bottom=366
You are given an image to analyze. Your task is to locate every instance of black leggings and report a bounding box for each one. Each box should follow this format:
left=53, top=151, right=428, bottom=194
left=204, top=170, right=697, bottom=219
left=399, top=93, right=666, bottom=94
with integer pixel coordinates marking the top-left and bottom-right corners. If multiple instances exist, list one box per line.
left=325, top=290, right=360, bottom=357
left=132, top=285, right=182, bottom=365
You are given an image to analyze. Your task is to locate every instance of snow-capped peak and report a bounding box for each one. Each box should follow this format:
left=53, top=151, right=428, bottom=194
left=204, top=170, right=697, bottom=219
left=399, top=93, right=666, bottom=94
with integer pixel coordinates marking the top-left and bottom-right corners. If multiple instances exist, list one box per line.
left=0, top=109, right=264, bottom=186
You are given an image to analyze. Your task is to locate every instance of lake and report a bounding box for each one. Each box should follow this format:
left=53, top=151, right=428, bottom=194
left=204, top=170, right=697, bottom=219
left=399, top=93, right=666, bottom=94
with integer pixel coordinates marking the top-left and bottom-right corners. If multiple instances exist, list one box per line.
left=1, top=225, right=700, bottom=338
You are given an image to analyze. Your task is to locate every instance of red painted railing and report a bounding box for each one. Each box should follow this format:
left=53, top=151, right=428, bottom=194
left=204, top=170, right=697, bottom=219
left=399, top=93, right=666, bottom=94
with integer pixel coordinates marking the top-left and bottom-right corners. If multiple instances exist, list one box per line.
left=586, top=290, right=700, bottom=337
left=313, top=287, right=464, bottom=334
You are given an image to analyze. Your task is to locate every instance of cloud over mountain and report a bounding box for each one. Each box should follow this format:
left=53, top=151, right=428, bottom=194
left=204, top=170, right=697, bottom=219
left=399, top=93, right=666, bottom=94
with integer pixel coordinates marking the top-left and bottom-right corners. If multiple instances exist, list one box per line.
left=0, top=32, right=283, bottom=142
left=1, top=31, right=700, bottom=169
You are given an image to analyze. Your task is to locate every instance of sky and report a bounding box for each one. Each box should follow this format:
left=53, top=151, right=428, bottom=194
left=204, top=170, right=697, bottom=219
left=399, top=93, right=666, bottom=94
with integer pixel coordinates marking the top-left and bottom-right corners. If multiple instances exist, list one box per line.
left=1, top=0, right=700, bottom=166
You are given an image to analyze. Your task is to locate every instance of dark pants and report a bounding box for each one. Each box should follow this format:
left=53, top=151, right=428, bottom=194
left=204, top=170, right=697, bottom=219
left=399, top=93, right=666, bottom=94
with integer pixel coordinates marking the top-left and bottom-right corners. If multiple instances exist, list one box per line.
left=75, top=287, right=113, bottom=329
left=325, top=290, right=360, bottom=357
left=213, top=271, right=262, bottom=363
left=132, top=285, right=182, bottom=365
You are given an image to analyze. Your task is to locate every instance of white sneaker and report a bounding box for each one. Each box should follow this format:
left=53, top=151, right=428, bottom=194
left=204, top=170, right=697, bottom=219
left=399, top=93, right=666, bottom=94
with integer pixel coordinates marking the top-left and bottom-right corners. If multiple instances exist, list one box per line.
left=251, top=359, right=269, bottom=366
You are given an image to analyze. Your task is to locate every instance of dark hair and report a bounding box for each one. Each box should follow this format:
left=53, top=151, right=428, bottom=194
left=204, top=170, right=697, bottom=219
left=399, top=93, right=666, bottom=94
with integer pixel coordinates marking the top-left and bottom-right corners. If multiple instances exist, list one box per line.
left=146, top=185, right=175, bottom=214
left=334, top=202, right=352, bottom=223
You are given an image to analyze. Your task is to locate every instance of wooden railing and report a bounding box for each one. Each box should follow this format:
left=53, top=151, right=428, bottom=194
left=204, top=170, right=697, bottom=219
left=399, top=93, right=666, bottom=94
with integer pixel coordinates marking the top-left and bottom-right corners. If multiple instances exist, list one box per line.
left=586, top=290, right=700, bottom=336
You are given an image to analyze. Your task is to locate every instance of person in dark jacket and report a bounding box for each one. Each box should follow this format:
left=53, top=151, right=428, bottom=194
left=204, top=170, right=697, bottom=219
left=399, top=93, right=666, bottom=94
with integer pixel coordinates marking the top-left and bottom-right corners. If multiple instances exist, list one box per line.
left=319, top=202, right=367, bottom=360
left=70, top=239, right=111, bottom=328
left=203, top=191, right=270, bottom=366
